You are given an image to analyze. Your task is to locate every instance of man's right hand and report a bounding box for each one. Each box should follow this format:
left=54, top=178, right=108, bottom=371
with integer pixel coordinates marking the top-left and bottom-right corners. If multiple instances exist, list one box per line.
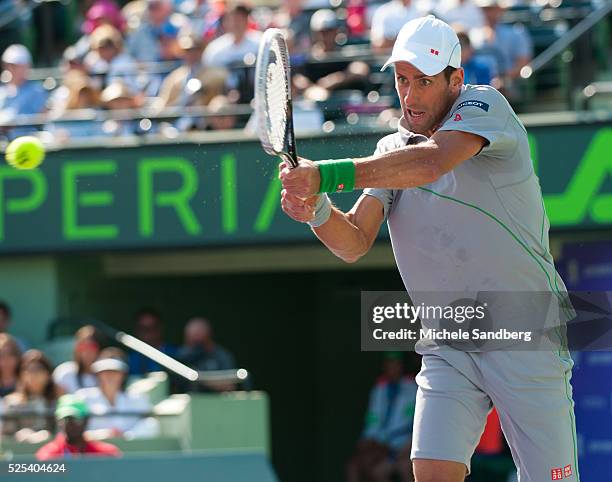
left=280, top=189, right=319, bottom=223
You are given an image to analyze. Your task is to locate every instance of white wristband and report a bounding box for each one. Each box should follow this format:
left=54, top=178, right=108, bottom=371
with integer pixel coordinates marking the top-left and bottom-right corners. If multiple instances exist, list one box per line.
left=308, top=194, right=332, bottom=228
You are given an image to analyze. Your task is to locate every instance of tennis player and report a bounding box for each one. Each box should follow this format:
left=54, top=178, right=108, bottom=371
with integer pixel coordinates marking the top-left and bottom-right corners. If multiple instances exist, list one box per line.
left=279, top=15, right=578, bottom=482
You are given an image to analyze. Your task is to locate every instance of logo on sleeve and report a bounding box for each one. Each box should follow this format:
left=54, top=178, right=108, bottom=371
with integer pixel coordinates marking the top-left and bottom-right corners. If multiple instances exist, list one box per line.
left=551, top=465, right=573, bottom=480
left=455, top=100, right=490, bottom=112
left=563, top=465, right=572, bottom=478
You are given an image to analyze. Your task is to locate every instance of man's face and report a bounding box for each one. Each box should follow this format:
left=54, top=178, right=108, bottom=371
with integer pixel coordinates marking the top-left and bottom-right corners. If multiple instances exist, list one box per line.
left=148, top=0, right=170, bottom=26
left=60, top=416, right=86, bottom=441
left=316, top=29, right=338, bottom=52
left=136, top=314, right=162, bottom=346
left=394, top=61, right=463, bottom=136
left=3, top=63, right=29, bottom=85
left=227, top=11, right=249, bottom=37
left=483, top=6, right=504, bottom=25
left=185, top=321, right=210, bottom=346
left=98, top=369, right=125, bottom=394
left=97, top=42, right=118, bottom=62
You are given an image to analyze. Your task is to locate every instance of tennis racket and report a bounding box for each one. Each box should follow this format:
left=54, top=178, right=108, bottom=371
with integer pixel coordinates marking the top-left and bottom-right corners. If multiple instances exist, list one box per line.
left=254, top=28, right=298, bottom=168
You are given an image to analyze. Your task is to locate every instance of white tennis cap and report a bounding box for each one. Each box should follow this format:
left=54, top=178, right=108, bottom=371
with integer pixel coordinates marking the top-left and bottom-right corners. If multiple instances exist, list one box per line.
left=1, top=44, right=32, bottom=66
left=381, top=15, right=461, bottom=76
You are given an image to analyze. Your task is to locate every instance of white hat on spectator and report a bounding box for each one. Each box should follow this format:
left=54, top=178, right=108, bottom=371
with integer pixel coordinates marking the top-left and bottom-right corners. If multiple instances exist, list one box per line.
left=2, top=44, right=32, bottom=66
left=381, top=15, right=461, bottom=76
left=91, top=357, right=129, bottom=373
left=310, top=9, right=339, bottom=32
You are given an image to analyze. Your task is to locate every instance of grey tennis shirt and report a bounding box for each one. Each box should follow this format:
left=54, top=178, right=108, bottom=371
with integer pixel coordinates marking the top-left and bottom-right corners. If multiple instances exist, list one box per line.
left=364, top=84, right=569, bottom=338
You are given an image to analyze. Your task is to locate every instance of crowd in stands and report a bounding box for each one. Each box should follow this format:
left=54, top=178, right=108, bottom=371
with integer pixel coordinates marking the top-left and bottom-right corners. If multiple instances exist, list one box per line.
left=346, top=352, right=418, bottom=482
left=0, top=300, right=238, bottom=457
left=0, top=0, right=560, bottom=142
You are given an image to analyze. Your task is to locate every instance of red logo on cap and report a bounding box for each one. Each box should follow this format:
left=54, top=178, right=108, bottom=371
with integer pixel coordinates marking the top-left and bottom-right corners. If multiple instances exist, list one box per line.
left=454, top=113, right=462, bottom=121
left=430, top=48, right=439, bottom=56
left=551, top=468, right=563, bottom=480
left=564, top=465, right=572, bottom=477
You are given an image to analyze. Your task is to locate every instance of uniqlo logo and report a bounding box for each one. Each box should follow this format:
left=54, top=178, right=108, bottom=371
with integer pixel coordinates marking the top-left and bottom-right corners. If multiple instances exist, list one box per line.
left=430, top=48, right=439, bottom=56
left=564, top=465, right=572, bottom=477
left=551, top=468, right=563, bottom=480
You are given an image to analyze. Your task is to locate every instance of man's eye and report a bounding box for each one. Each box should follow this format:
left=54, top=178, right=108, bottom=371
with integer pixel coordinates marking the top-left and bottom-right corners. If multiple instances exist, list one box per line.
left=398, top=76, right=407, bottom=84
left=420, top=79, right=432, bottom=86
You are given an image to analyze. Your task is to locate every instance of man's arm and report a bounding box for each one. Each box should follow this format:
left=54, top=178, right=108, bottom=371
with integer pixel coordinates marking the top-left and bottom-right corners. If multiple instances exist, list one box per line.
left=355, top=130, right=485, bottom=188
left=281, top=188, right=385, bottom=263
left=280, top=130, right=486, bottom=198
left=312, top=195, right=385, bottom=263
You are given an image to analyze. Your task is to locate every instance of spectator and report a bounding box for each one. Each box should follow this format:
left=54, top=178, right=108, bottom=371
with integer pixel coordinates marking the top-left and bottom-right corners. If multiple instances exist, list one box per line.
left=202, top=3, right=262, bottom=73
left=45, top=71, right=104, bottom=140
left=72, top=0, right=127, bottom=61
left=156, top=31, right=227, bottom=110
left=370, top=0, right=428, bottom=51
left=0, top=45, right=48, bottom=139
left=457, top=30, right=493, bottom=85
left=82, top=1, right=127, bottom=37
left=294, top=9, right=369, bottom=102
left=99, top=81, right=142, bottom=136
left=177, top=317, right=236, bottom=392
left=53, top=325, right=102, bottom=394
left=202, top=3, right=261, bottom=102
left=36, top=394, right=121, bottom=460
left=128, top=308, right=177, bottom=376
left=470, top=0, right=532, bottom=98
left=2, top=350, right=62, bottom=444
left=206, top=94, right=239, bottom=131
left=272, top=0, right=312, bottom=54
left=435, top=0, right=485, bottom=31
left=49, top=70, right=101, bottom=115
left=346, top=352, right=418, bottom=482
left=0, top=301, right=29, bottom=352
left=0, top=334, right=21, bottom=398
left=76, top=348, right=160, bottom=440
left=185, top=0, right=225, bottom=47
left=126, top=0, right=181, bottom=63
left=85, top=25, right=140, bottom=94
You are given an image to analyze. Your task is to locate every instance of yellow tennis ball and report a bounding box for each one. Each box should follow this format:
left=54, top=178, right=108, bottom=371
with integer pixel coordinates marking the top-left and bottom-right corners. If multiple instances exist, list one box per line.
left=5, top=136, right=46, bottom=170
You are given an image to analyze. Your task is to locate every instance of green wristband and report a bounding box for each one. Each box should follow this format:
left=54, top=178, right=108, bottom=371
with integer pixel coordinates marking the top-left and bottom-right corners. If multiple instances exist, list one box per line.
left=317, top=159, right=355, bottom=193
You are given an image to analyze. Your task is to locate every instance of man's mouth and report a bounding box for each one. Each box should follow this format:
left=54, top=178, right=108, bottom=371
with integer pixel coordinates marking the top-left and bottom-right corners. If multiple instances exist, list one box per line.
left=407, top=109, right=426, bottom=120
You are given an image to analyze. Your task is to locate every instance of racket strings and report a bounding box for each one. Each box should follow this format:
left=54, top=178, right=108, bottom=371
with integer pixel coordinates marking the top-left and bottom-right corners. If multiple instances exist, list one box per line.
left=266, top=59, right=289, bottom=152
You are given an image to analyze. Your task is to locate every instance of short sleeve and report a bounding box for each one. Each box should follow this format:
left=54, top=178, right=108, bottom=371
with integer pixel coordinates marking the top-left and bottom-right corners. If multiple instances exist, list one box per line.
left=362, top=134, right=399, bottom=219
left=362, top=131, right=428, bottom=218
left=362, top=188, right=394, bottom=219
left=438, top=86, right=517, bottom=159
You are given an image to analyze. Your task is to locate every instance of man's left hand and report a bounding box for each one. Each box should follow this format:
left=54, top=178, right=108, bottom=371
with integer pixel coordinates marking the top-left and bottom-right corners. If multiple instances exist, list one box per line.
left=279, top=158, right=321, bottom=198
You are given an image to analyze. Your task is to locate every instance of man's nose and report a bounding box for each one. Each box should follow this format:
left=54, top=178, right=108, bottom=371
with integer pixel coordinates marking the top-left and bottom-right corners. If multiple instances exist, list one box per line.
left=403, top=86, right=417, bottom=105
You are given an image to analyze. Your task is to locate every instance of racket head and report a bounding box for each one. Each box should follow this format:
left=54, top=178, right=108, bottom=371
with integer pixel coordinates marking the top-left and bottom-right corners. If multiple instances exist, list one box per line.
left=254, top=28, right=298, bottom=168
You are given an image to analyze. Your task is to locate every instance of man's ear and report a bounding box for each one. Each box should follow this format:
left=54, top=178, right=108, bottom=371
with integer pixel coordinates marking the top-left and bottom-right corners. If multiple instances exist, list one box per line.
left=451, top=67, right=464, bottom=91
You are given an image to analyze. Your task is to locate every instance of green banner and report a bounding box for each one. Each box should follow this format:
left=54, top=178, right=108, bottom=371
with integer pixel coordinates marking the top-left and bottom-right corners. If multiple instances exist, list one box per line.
left=0, top=122, right=610, bottom=254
